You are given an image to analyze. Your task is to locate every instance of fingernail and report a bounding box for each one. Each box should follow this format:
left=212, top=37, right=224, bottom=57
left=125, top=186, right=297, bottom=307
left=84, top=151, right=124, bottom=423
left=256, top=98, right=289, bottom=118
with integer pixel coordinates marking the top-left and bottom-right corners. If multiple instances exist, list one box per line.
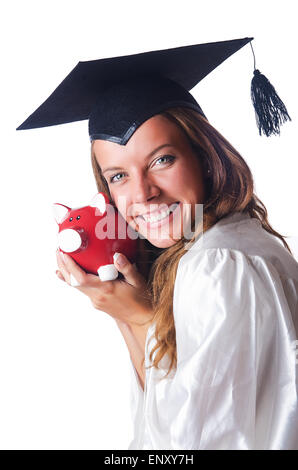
left=113, top=252, right=126, bottom=267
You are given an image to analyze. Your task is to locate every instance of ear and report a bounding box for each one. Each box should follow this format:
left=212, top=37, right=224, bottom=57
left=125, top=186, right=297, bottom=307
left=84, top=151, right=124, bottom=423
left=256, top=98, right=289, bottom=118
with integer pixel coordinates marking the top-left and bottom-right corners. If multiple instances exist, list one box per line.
left=53, top=203, right=71, bottom=224
left=89, top=192, right=108, bottom=216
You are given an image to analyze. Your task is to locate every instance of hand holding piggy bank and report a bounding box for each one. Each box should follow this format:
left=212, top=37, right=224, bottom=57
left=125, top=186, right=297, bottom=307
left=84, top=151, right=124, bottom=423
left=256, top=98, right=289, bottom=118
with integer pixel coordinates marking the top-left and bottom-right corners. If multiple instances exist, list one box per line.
left=53, top=192, right=138, bottom=281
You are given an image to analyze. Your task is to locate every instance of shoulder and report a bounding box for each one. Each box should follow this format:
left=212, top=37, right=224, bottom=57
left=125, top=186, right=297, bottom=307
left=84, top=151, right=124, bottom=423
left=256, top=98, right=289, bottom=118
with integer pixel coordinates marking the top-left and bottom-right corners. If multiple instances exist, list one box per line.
left=176, top=246, right=297, bottom=298
left=178, top=213, right=298, bottom=282
left=174, top=247, right=297, bottom=329
left=174, top=246, right=298, bottom=360
left=175, top=247, right=275, bottom=296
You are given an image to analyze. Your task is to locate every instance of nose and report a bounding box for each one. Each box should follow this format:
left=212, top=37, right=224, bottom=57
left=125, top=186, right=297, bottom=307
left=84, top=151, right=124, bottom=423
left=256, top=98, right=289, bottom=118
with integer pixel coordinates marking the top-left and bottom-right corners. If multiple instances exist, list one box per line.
left=131, top=173, right=160, bottom=204
left=57, top=228, right=84, bottom=252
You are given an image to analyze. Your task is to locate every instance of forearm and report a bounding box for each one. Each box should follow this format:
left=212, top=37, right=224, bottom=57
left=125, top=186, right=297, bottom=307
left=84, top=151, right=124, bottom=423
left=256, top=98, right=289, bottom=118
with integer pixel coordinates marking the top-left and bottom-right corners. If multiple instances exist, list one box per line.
left=115, top=318, right=152, bottom=391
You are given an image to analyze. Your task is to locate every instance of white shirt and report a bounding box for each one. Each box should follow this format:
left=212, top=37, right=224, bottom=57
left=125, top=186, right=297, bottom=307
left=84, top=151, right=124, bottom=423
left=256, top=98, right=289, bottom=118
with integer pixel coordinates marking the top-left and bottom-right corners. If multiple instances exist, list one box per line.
left=127, top=212, right=298, bottom=450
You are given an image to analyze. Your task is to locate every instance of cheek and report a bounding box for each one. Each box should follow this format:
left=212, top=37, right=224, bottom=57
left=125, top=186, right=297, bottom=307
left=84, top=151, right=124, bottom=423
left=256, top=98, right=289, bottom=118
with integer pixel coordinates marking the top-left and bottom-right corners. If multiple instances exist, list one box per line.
left=170, top=166, right=196, bottom=191
left=110, top=190, right=131, bottom=220
left=162, top=166, right=187, bottom=190
left=108, top=186, right=122, bottom=205
left=175, top=165, right=205, bottom=200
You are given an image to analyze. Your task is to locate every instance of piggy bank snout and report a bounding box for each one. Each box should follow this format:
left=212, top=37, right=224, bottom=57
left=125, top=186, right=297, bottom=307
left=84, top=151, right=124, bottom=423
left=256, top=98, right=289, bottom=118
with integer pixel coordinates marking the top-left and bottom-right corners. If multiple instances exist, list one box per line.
left=57, top=228, right=84, bottom=253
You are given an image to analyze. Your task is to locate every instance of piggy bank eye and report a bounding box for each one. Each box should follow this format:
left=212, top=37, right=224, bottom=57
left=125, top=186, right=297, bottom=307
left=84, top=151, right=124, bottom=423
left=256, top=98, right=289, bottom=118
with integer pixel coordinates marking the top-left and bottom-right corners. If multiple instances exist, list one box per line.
left=76, top=215, right=81, bottom=220
left=69, top=217, right=73, bottom=222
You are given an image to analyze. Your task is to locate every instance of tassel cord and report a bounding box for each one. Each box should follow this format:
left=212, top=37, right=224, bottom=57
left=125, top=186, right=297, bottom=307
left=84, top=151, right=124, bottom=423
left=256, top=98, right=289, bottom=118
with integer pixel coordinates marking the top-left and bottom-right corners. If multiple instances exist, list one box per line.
left=249, top=42, right=291, bottom=137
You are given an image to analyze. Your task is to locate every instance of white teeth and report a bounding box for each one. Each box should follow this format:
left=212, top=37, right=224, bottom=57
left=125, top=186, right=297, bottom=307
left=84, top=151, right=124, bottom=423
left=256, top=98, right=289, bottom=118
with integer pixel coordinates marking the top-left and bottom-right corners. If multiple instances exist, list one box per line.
left=142, top=210, right=170, bottom=223
left=140, top=203, right=179, bottom=223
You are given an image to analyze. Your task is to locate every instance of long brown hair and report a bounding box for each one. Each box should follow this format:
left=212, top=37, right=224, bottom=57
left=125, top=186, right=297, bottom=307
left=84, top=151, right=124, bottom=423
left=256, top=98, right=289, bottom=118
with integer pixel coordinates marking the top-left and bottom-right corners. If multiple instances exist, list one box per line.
left=90, top=107, right=293, bottom=378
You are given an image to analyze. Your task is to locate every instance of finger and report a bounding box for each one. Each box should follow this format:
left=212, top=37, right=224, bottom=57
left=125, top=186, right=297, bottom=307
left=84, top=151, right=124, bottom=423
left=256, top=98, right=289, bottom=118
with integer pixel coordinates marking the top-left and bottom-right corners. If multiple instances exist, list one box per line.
left=58, top=251, right=87, bottom=287
left=61, top=252, right=106, bottom=289
left=56, top=250, right=71, bottom=284
left=56, top=270, right=66, bottom=282
left=113, top=253, right=145, bottom=288
left=56, top=251, right=80, bottom=287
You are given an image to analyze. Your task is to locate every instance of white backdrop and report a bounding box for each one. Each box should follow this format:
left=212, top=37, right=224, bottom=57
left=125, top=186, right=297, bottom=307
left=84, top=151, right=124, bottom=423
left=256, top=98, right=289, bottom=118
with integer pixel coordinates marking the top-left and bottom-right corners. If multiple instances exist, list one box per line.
left=1, top=0, right=297, bottom=450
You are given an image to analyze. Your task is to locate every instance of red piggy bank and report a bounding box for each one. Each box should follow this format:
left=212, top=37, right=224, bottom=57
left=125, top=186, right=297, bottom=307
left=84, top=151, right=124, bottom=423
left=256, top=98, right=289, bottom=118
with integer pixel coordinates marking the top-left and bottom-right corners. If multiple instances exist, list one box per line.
left=53, top=192, right=138, bottom=281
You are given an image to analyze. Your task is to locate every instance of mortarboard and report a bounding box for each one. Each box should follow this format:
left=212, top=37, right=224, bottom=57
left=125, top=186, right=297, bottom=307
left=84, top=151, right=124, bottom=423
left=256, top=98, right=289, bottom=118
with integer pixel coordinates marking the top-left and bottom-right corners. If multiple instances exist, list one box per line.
left=16, top=37, right=291, bottom=143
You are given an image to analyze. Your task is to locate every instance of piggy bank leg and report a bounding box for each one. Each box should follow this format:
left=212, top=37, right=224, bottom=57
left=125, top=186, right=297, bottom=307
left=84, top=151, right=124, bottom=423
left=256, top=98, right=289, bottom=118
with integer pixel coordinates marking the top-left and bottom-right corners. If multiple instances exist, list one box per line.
left=97, top=264, right=119, bottom=282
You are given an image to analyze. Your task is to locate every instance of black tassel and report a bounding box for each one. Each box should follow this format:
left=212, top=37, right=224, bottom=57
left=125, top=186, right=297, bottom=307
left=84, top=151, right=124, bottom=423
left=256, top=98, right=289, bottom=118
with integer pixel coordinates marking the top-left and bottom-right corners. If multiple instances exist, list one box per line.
left=251, top=68, right=291, bottom=137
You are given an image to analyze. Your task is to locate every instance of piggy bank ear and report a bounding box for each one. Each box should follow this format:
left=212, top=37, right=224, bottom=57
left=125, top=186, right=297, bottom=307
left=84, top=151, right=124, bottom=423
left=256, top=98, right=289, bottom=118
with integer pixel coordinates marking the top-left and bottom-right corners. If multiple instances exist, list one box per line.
left=89, top=192, right=108, bottom=216
left=53, top=203, right=71, bottom=224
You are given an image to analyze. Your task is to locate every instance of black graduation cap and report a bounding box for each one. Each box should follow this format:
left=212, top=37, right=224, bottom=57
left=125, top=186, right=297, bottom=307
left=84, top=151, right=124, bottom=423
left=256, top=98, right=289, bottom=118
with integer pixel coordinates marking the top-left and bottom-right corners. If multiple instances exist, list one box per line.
left=16, top=37, right=291, bottom=142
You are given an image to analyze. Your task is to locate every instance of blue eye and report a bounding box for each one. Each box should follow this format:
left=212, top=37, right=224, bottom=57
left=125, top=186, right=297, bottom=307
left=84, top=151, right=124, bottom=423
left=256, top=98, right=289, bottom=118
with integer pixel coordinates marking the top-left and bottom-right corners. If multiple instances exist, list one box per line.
left=109, top=155, right=175, bottom=184
left=109, top=172, right=125, bottom=184
left=155, top=155, right=174, bottom=165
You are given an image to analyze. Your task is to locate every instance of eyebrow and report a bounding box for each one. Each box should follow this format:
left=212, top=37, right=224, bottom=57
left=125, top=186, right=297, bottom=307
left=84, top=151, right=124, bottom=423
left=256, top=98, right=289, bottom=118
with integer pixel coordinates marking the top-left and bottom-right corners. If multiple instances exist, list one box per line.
left=101, top=143, right=174, bottom=175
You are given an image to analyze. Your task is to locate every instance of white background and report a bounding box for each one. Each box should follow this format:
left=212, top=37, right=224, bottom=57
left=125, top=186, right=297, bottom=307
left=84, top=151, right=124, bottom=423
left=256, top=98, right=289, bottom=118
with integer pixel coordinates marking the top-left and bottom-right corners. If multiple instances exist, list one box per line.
left=1, top=0, right=297, bottom=449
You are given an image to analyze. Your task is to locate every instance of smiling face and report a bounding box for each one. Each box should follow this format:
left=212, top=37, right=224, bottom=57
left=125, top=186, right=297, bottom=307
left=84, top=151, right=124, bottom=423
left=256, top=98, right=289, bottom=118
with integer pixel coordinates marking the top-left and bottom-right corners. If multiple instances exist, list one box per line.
left=93, top=114, right=206, bottom=248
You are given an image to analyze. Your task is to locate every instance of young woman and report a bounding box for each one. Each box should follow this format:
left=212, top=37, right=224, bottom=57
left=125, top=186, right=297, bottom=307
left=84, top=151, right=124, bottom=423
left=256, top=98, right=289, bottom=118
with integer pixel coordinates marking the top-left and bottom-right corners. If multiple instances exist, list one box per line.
left=56, top=107, right=298, bottom=450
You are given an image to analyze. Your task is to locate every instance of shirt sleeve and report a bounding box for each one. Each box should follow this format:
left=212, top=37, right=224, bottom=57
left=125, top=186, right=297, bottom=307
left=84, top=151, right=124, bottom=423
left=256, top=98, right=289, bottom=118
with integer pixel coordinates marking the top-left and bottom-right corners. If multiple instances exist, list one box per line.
left=127, top=322, right=156, bottom=450
left=127, top=355, right=145, bottom=450
left=170, top=247, right=298, bottom=450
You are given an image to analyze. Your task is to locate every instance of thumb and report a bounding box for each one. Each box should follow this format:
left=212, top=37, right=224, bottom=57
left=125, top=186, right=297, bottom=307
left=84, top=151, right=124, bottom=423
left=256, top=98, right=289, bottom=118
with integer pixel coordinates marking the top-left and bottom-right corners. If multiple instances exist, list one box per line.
left=113, top=252, right=144, bottom=287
